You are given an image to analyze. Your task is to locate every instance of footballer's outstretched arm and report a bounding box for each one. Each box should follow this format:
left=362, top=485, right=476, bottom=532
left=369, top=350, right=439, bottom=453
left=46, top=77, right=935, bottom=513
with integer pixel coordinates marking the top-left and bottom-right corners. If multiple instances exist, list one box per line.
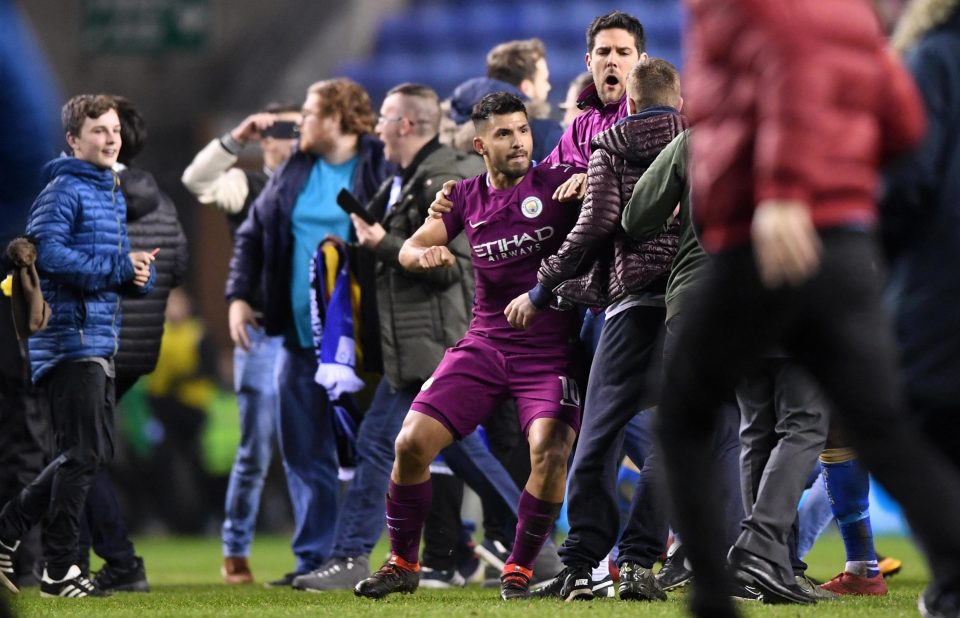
left=399, top=216, right=455, bottom=272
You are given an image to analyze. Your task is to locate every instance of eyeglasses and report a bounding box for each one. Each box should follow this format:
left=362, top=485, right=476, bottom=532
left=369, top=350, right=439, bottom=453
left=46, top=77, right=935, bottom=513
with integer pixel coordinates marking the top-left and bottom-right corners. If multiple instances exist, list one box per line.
left=376, top=115, right=407, bottom=126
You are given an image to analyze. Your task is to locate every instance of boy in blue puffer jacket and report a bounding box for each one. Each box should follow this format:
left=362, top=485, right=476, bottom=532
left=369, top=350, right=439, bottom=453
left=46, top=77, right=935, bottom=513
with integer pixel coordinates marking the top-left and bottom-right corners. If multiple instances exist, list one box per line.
left=0, top=94, right=155, bottom=599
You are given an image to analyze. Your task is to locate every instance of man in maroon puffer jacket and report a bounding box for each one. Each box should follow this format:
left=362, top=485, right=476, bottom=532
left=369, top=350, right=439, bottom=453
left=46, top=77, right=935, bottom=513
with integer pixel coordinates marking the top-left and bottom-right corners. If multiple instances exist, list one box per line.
left=656, top=1, right=960, bottom=616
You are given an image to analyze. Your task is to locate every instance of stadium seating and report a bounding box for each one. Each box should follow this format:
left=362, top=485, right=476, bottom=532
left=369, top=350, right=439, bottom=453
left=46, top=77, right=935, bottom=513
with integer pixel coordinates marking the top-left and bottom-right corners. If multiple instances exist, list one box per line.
left=336, top=0, right=683, bottom=106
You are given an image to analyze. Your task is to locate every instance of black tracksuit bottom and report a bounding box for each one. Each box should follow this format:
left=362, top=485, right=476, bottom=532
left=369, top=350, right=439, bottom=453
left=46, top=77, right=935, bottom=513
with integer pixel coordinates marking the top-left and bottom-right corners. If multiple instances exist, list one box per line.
left=0, top=361, right=115, bottom=576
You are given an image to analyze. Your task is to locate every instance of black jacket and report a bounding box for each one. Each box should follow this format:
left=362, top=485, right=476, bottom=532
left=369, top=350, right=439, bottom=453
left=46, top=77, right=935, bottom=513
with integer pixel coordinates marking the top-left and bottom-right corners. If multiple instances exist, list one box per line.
left=225, top=134, right=392, bottom=350
left=116, top=167, right=188, bottom=380
left=882, top=8, right=960, bottom=409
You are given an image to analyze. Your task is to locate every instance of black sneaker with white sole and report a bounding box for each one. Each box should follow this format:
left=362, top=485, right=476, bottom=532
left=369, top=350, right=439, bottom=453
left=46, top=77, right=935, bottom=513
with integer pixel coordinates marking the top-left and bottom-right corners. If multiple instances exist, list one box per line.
left=656, top=542, right=693, bottom=590
left=92, top=555, right=149, bottom=592
left=40, top=565, right=109, bottom=598
left=531, top=566, right=594, bottom=601
left=475, top=538, right=511, bottom=573
left=419, top=566, right=467, bottom=589
left=919, top=585, right=960, bottom=618
left=592, top=574, right=615, bottom=598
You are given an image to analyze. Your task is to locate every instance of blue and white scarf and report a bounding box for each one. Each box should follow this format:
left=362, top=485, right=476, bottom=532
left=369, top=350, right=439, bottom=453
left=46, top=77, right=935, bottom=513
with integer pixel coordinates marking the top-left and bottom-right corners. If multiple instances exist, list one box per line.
left=310, top=241, right=364, bottom=399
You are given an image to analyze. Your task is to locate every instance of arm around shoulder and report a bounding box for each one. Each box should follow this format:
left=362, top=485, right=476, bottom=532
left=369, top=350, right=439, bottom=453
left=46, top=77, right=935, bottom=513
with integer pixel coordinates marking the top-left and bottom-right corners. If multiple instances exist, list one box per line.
left=537, top=150, right=621, bottom=291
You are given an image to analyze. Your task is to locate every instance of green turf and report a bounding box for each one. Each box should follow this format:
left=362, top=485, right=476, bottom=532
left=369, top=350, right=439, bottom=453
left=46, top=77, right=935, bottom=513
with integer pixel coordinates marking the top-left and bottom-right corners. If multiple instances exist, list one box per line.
left=6, top=533, right=927, bottom=616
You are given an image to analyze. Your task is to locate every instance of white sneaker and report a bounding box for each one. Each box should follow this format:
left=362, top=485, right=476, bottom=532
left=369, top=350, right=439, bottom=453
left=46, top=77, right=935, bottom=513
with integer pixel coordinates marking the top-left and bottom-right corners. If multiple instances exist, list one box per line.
left=40, top=565, right=108, bottom=598
left=0, top=539, right=20, bottom=593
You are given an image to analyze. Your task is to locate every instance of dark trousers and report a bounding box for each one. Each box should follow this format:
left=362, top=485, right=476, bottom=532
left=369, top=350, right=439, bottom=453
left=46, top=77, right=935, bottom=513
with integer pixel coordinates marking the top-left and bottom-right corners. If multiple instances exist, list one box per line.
left=0, top=361, right=115, bottom=573
left=422, top=473, right=465, bottom=570
left=77, top=376, right=137, bottom=571
left=558, top=304, right=664, bottom=570
left=914, top=405, right=960, bottom=474
left=0, top=365, right=48, bottom=584
left=657, top=231, right=960, bottom=613
left=479, top=401, right=528, bottom=543
left=735, top=359, right=829, bottom=581
left=77, top=472, right=135, bottom=571
left=617, top=315, right=744, bottom=569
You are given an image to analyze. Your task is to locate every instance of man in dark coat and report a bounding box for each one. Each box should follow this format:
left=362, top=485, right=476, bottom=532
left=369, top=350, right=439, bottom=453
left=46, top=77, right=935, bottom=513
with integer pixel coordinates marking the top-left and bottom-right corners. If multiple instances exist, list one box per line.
left=226, top=78, right=392, bottom=584
left=182, top=102, right=299, bottom=584
left=884, top=5, right=960, bottom=612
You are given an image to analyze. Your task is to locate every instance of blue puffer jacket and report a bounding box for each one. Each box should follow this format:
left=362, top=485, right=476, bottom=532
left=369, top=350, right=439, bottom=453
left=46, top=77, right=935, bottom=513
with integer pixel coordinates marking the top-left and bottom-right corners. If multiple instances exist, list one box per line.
left=25, top=156, right=154, bottom=383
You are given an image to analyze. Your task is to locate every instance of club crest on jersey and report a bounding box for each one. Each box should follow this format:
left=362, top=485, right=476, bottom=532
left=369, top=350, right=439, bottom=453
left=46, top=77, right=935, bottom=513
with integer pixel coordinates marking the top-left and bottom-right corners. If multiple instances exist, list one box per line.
left=520, top=196, right=543, bottom=218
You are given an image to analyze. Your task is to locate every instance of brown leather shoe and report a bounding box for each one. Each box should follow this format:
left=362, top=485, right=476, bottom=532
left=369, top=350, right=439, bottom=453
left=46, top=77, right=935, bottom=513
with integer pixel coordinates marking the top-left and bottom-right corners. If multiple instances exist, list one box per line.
left=222, top=557, right=254, bottom=584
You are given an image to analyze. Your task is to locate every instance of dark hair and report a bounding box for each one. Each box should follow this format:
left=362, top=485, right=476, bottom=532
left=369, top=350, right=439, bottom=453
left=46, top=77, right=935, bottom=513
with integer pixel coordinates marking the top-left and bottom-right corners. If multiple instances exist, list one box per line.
left=586, top=11, right=645, bottom=54
left=112, top=95, right=146, bottom=165
left=262, top=101, right=301, bottom=115
left=470, top=92, right=527, bottom=131
left=628, top=59, right=681, bottom=110
left=486, top=38, right=546, bottom=86
left=307, top=78, right=376, bottom=135
left=61, top=94, right=117, bottom=138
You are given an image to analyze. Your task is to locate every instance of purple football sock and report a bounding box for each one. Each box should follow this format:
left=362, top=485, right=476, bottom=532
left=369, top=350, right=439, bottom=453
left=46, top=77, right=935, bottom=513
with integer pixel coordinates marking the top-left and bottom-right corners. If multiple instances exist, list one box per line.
left=506, top=489, right=562, bottom=570
left=386, top=479, right=432, bottom=565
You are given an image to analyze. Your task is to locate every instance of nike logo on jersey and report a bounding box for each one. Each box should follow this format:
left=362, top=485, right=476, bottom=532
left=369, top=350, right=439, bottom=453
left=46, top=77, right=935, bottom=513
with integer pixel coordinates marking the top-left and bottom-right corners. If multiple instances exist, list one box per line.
left=469, top=220, right=488, bottom=228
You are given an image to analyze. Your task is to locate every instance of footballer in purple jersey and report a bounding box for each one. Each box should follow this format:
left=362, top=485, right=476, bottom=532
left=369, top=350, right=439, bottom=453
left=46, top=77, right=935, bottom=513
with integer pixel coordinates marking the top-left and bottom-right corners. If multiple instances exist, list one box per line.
left=355, top=93, right=583, bottom=603
left=440, top=161, right=581, bottom=351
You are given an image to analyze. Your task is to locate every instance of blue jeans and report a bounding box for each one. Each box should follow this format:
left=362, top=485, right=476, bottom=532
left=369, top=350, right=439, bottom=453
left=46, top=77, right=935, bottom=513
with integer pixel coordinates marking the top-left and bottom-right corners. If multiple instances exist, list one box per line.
left=797, top=469, right=834, bottom=559
left=222, top=328, right=282, bottom=558
left=622, top=411, right=654, bottom=468
left=331, top=378, right=414, bottom=558
left=276, top=346, right=339, bottom=573
left=331, top=376, right=522, bottom=559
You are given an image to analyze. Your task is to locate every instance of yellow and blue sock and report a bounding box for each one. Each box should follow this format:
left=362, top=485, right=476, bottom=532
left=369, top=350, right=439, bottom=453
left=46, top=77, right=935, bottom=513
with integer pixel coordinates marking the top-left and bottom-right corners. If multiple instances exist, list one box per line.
left=821, top=448, right=879, bottom=578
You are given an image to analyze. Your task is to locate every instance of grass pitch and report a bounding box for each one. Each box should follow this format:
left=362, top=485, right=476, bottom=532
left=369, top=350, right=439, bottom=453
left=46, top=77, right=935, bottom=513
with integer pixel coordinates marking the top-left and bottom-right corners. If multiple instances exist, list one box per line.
left=7, top=533, right=927, bottom=617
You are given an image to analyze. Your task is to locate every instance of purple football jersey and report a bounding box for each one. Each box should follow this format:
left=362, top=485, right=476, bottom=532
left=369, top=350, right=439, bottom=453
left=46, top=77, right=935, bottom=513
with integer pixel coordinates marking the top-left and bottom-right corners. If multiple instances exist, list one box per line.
left=443, top=163, right=583, bottom=351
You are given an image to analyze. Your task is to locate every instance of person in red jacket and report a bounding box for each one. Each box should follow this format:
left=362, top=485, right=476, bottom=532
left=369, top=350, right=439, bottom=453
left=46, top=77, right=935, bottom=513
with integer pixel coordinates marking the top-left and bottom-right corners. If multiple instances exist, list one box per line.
left=655, top=0, right=960, bottom=616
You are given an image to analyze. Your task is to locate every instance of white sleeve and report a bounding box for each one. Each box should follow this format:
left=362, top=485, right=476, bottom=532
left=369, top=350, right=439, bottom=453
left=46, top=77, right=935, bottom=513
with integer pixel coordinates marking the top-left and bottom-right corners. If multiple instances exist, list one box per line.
left=181, top=138, right=250, bottom=214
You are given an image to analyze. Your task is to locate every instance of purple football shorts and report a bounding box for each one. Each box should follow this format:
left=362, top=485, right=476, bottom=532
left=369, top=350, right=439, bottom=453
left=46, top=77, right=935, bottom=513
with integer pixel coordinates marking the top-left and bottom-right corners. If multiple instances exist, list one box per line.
left=410, top=335, right=582, bottom=440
